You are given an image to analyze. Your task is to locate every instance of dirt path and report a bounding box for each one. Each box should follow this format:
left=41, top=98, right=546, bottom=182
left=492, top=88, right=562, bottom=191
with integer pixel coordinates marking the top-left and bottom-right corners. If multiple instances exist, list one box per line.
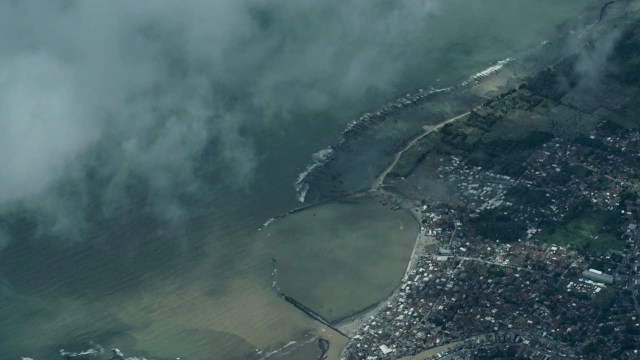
left=371, top=112, right=470, bottom=190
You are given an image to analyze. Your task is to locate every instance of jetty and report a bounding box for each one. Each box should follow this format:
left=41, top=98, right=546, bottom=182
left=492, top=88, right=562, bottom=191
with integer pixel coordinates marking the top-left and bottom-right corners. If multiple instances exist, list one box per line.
left=280, top=293, right=350, bottom=339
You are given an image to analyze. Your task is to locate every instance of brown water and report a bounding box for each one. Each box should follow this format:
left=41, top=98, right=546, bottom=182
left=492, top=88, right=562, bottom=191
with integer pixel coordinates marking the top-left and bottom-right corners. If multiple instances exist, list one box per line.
left=256, top=196, right=418, bottom=322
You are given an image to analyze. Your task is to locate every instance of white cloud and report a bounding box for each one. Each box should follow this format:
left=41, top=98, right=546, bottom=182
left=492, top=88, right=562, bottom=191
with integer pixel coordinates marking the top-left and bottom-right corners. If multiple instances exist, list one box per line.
left=0, top=0, right=445, bottom=237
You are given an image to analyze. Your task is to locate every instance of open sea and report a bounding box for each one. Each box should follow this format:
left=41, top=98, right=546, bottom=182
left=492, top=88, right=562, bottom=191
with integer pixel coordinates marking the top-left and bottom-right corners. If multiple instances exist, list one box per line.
left=0, top=1, right=605, bottom=359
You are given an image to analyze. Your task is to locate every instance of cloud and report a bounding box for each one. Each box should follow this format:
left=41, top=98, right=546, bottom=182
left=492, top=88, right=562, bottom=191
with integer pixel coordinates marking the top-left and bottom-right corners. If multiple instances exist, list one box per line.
left=0, top=52, right=99, bottom=203
left=0, top=0, right=447, bottom=240
left=574, top=28, right=622, bottom=89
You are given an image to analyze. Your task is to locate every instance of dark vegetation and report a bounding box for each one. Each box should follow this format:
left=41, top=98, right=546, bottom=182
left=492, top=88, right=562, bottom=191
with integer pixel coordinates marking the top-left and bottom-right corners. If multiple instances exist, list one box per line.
left=392, top=104, right=555, bottom=178
left=610, top=26, right=640, bottom=86
left=470, top=208, right=527, bottom=243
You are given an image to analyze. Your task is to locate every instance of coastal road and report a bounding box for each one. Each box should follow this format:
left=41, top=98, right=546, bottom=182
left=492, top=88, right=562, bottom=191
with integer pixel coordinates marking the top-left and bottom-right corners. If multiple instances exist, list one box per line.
left=371, top=111, right=470, bottom=190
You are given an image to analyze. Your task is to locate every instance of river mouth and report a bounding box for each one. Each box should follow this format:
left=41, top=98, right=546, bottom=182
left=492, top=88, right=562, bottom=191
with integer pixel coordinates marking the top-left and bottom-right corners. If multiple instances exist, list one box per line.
left=255, top=194, right=418, bottom=323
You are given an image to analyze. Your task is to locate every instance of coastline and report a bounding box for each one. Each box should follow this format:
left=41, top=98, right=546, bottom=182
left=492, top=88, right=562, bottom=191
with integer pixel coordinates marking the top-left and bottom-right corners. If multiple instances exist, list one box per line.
left=253, top=3, right=640, bottom=359
left=334, top=230, right=438, bottom=338
left=262, top=30, right=585, bottom=360
left=333, top=112, right=471, bottom=340
left=330, top=77, right=521, bottom=341
left=294, top=0, right=628, bottom=206
left=333, top=3, right=640, bottom=358
left=332, top=111, right=472, bottom=341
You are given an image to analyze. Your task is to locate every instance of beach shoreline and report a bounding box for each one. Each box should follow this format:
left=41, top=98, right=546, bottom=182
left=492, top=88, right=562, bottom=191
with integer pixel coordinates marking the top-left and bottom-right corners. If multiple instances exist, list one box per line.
left=333, top=4, right=640, bottom=358
left=250, top=4, right=637, bottom=359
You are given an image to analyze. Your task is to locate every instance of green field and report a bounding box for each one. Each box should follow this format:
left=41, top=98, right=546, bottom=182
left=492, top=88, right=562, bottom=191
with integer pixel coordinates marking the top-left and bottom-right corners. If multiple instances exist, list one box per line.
left=535, top=211, right=623, bottom=252
left=390, top=129, right=466, bottom=179
left=390, top=96, right=555, bottom=180
left=566, top=164, right=593, bottom=179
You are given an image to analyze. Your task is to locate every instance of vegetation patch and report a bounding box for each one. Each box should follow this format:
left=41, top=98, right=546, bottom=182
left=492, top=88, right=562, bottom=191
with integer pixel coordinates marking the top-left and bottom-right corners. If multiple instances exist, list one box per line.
left=505, top=185, right=552, bottom=207
left=390, top=133, right=440, bottom=178
left=470, top=207, right=527, bottom=243
left=566, top=163, right=593, bottom=179
left=392, top=86, right=561, bottom=179
left=592, top=287, right=617, bottom=320
left=535, top=210, right=623, bottom=252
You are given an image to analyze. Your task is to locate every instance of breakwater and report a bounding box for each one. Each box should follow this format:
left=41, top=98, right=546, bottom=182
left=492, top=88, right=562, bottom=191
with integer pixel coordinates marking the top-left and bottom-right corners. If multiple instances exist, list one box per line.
left=281, top=293, right=350, bottom=338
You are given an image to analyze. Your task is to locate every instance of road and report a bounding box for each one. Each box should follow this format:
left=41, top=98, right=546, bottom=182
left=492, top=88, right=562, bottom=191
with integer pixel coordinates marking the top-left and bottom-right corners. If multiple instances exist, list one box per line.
left=456, top=256, right=536, bottom=273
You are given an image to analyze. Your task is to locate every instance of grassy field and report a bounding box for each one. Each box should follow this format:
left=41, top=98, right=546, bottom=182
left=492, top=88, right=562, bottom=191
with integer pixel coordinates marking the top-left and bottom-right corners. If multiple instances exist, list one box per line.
left=535, top=210, right=623, bottom=252
left=390, top=87, right=563, bottom=180
left=390, top=128, right=467, bottom=179
left=566, top=163, right=593, bottom=179
left=389, top=132, right=440, bottom=179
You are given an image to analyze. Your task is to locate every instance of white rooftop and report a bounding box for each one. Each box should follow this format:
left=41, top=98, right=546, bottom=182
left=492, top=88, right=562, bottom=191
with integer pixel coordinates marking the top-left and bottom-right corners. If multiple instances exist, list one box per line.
left=379, top=344, right=393, bottom=355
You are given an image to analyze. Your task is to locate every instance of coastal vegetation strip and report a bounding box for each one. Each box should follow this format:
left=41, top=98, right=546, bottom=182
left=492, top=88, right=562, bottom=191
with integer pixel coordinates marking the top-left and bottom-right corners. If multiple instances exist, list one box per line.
left=373, top=112, right=470, bottom=190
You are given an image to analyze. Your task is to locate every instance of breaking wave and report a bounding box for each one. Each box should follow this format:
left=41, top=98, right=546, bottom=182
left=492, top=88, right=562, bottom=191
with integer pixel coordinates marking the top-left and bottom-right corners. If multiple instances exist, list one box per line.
left=461, top=57, right=515, bottom=86
left=294, top=147, right=335, bottom=203
left=258, top=217, right=277, bottom=231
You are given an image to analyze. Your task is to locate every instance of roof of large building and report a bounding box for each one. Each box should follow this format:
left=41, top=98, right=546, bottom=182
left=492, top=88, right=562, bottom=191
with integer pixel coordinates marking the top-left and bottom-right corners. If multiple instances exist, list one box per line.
left=582, top=269, right=614, bottom=284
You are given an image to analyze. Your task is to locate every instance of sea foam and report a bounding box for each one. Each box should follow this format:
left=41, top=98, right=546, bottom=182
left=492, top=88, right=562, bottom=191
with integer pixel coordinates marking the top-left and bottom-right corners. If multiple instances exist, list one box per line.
left=294, top=147, right=335, bottom=202
left=461, top=57, right=515, bottom=86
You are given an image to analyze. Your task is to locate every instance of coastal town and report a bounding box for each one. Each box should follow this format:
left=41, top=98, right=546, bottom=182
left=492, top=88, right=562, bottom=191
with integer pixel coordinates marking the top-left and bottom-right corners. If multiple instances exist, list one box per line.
left=340, top=18, right=640, bottom=360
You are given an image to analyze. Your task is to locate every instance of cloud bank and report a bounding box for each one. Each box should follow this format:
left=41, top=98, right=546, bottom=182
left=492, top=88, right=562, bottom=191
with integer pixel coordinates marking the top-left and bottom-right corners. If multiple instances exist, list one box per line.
left=0, top=0, right=446, bottom=240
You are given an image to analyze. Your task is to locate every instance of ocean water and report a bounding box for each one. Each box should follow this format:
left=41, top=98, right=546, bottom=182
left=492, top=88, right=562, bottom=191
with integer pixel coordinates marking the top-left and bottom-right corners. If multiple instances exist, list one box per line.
left=0, top=1, right=605, bottom=359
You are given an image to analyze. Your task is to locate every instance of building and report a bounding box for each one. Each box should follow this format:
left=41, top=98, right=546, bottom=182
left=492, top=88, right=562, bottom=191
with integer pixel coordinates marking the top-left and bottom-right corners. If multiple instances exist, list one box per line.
left=582, top=269, right=614, bottom=284
left=379, top=344, right=393, bottom=355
